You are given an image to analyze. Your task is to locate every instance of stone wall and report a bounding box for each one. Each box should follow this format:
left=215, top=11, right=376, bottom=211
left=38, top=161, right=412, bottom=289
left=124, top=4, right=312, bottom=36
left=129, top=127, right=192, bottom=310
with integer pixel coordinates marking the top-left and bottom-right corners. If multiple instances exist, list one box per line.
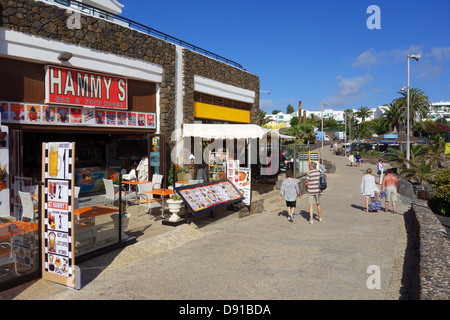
left=411, top=200, right=450, bottom=300
left=183, top=49, right=260, bottom=125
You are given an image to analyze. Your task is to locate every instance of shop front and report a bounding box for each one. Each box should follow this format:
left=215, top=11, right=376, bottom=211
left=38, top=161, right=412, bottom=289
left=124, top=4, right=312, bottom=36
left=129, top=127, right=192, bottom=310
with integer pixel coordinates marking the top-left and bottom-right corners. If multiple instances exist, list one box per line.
left=0, top=46, right=163, bottom=289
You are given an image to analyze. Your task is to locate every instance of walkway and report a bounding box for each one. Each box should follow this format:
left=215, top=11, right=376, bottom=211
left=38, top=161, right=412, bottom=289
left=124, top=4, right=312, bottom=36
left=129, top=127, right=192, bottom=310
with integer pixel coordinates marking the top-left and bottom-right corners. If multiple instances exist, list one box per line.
left=1, top=149, right=411, bottom=300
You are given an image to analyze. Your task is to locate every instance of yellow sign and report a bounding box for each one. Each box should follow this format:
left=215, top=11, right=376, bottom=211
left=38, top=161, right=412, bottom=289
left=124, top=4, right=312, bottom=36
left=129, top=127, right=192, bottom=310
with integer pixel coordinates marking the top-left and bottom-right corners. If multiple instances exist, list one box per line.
left=194, top=102, right=250, bottom=123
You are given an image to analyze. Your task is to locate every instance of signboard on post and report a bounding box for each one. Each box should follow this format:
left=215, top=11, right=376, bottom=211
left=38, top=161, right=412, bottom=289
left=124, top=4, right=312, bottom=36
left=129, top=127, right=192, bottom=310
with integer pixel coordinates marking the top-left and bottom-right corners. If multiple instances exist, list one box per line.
left=175, top=180, right=244, bottom=216
left=41, top=142, right=76, bottom=288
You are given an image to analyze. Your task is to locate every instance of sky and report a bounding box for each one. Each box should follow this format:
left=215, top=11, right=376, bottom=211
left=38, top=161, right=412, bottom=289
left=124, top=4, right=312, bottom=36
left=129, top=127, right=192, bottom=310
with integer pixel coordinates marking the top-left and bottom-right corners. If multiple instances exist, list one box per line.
left=119, top=0, right=450, bottom=113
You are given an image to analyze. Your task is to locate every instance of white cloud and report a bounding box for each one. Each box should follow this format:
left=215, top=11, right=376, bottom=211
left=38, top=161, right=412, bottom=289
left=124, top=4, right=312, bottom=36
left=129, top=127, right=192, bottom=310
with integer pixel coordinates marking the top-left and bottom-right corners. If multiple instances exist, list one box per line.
left=326, top=74, right=372, bottom=108
left=415, top=61, right=442, bottom=80
left=352, top=46, right=423, bottom=68
left=428, top=46, right=450, bottom=61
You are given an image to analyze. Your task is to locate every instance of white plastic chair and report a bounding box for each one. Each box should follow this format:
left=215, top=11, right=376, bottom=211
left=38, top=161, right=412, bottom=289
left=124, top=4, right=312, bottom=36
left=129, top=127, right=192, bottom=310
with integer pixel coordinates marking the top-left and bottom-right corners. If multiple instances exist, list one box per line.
left=74, top=186, right=80, bottom=210
left=137, top=182, right=161, bottom=216
left=151, top=174, right=163, bottom=190
left=18, top=191, right=35, bottom=222
left=0, top=242, right=17, bottom=278
left=103, top=179, right=122, bottom=206
left=122, top=169, right=136, bottom=181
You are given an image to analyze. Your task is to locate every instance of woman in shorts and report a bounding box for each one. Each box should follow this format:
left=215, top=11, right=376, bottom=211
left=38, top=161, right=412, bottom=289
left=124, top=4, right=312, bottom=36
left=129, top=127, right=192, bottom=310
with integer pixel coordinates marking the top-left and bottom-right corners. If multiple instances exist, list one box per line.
left=360, top=168, right=379, bottom=212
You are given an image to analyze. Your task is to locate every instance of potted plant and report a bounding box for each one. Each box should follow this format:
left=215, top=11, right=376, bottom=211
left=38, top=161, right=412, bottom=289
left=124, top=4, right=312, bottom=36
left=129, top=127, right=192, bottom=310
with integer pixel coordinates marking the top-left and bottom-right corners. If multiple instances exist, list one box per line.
left=0, top=164, right=7, bottom=182
left=111, top=202, right=131, bottom=239
left=167, top=192, right=184, bottom=222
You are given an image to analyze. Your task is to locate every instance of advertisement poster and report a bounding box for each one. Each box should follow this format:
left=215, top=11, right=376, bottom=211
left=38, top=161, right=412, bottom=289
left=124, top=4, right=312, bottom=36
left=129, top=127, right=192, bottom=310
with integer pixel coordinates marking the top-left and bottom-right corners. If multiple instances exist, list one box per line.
left=1, top=101, right=156, bottom=130
left=227, top=159, right=251, bottom=206
left=42, top=142, right=75, bottom=287
left=176, top=180, right=244, bottom=216
left=0, top=125, right=9, bottom=215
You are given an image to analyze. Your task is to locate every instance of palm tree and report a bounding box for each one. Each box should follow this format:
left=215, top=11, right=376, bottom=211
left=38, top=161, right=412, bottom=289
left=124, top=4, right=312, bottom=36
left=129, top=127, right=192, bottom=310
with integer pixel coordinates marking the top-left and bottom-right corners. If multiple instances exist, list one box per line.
left=287, top=123, right=316, bottom=145
left=382, top=103, right=401, bottom=132
left=393, top=87, right=431, bottom=133
left=308, top=113, right=320, bottom=125
left=355, top=106, right=373, bottom=122
left=386, top=143, right=428, bottom=173
left=258, top=111, right=273, bottom=126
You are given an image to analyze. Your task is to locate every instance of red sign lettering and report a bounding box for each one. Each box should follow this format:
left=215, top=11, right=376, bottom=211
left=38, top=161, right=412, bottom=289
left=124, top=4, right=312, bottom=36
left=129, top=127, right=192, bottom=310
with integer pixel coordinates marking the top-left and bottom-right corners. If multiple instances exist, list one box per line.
left=45, top=66, right=128, bottom=110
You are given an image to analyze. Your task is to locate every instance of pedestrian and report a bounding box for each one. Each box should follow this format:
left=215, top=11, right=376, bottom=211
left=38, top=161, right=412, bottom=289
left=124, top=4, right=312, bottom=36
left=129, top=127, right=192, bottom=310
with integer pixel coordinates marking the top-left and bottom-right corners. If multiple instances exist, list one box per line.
left=377, top=159, right=384, bottom=184
left=305, top=162, right=323, bottom=224
left=381, top=168, right=400, bottom=214
left=355, top=151, right=361, bottom=167
left=279, top=170, right=301, bottom=222
left=348, top=152, right=355, bottom=167
left=361, top=168, right=379, bottom=213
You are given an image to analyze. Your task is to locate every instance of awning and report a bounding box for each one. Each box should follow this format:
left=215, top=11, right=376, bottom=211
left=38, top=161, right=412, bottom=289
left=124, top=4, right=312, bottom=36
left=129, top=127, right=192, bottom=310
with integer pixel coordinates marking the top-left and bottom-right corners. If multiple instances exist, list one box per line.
left=262, top=128, right=296, bottom=140
left=182, top=124, right=266, bottom=140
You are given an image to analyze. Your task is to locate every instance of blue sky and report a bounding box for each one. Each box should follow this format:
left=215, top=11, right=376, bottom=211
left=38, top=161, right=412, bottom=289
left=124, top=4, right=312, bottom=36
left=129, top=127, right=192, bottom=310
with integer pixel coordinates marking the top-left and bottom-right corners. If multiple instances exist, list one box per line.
left=119, top=0, right=450, bottom=113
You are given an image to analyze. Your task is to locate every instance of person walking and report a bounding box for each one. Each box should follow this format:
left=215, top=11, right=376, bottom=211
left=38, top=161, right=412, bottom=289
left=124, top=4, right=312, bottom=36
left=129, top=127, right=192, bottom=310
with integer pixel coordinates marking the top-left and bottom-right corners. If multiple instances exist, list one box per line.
left=381, top=168, right=400, bottom=214
left=305, top=162, right=323, bottom=224
left=279, top=170, right=301, bottom=222
left=355, top=151, right=361, bottom=167
left=377, top=159, right=384, bottom=184
left=361, top=168, right=379, bottom=213
left=349, top=152, right=355, bottom=167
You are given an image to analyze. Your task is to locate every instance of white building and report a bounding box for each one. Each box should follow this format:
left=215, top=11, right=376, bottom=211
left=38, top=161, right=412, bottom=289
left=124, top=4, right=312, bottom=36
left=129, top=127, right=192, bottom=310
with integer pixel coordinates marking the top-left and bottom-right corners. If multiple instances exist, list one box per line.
left=428, top=101, right=450, bottom=122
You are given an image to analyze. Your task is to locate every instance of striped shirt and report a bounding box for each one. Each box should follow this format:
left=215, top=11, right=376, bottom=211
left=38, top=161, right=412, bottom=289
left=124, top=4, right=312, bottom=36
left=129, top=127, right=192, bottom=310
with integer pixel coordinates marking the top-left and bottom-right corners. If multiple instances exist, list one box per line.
left=306, top=169, right=321, bottom=195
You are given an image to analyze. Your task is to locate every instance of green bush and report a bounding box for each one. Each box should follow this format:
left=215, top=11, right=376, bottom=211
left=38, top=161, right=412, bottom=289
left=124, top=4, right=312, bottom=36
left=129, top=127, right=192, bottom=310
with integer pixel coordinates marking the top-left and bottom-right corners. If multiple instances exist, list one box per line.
left=430, top=169, right=450, bottom=215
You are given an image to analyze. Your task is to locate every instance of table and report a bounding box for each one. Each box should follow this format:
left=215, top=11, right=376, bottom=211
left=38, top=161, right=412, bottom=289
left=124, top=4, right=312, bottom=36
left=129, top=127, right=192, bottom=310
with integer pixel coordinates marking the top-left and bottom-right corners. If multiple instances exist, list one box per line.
left=122, top=180, right=152, bottom=203
left=0, top=221, right=39, bottom=240
left=74, top=206, right=118, bottom=218
left=145, top=188, right=173, bottom=220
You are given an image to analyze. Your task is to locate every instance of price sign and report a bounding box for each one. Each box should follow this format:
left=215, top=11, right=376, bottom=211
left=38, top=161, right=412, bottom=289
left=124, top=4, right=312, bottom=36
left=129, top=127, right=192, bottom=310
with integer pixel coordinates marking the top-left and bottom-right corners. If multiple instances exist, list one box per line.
left=42, top=142, right=76, bottom=288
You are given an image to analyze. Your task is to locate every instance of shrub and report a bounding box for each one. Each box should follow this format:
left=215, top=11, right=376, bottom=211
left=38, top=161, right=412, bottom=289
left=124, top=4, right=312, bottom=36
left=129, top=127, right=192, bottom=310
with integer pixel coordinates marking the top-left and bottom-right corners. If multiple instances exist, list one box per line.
left=430, top=169, right=450, bottom=215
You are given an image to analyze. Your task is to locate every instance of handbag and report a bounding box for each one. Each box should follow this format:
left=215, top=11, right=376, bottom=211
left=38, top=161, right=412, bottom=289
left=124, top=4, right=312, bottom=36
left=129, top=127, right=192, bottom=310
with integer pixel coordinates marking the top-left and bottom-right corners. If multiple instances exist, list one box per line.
left=369, top=195, right=381, bottom=212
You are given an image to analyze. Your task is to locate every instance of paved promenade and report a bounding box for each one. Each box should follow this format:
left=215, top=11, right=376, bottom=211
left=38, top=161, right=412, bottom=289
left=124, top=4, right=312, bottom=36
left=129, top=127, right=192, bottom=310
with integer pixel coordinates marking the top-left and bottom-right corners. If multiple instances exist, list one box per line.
left=1, top=150, right=411, bottom=300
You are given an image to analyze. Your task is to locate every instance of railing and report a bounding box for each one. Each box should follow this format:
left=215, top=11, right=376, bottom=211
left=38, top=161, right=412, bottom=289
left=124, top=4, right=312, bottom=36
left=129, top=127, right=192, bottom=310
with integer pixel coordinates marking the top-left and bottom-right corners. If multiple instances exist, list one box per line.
left=44, top=0, right=245, bottom=70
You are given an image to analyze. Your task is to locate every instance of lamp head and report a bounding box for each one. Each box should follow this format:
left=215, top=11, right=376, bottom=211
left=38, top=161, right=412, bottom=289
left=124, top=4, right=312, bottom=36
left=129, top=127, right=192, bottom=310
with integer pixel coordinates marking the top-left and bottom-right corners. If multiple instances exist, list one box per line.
left=410, top=54, right=420, bottom=61
left=58, top=52, right=73, bottom=62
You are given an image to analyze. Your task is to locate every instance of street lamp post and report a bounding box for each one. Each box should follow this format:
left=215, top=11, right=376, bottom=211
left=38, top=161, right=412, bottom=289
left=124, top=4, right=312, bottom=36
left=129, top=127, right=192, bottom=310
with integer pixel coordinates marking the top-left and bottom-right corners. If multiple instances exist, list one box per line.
left=321, top=102, right=327, bottom=165
left=406, top=54, right=420, bottom=169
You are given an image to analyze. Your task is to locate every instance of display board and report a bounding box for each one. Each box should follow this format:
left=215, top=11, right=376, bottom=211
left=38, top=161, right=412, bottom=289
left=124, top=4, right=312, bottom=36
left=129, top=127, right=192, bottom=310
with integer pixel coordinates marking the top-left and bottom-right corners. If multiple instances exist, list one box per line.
left=41, top=142, right=76, bottom=288
left=226, top=159, right=251, bottom=206
left=175, top=179, right=244, bottom=216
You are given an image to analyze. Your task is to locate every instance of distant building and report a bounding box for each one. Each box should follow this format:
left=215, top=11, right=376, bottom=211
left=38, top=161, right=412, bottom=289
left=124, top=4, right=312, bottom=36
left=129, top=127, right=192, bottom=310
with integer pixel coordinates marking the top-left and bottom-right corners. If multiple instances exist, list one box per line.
left=428, top=101, right=450, bottom=122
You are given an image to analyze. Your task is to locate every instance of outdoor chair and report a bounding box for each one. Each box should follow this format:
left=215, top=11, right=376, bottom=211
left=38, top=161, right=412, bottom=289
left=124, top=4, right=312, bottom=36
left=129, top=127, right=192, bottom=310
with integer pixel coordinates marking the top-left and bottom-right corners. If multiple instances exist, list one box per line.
left=137, top=182, right=161, bottom=216
left=18, top=191, right=36, bottom=223
left=0, top=242, right=17, bottom=278
left=103, top=179, right=129, bottom=206
left=122, top=169, right=136, bottom=181
left=151, top=174, right=163, bottom=190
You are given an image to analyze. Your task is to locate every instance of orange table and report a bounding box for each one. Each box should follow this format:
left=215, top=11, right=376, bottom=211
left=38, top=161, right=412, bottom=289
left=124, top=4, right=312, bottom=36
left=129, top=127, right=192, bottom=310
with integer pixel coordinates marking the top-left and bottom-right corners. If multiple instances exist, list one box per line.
left=145, top=188, right=173, bottom=220
left=122, top=180, right=152, bottom=203
left=74, top=206, right=118, bottom=218
left=0, top=221, right=39, bottom=241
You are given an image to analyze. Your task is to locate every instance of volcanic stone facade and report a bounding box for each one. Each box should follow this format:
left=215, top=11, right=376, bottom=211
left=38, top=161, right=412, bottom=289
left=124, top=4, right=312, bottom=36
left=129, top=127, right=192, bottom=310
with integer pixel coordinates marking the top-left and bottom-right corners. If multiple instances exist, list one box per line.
left=0, top=0, right=260, bottom=142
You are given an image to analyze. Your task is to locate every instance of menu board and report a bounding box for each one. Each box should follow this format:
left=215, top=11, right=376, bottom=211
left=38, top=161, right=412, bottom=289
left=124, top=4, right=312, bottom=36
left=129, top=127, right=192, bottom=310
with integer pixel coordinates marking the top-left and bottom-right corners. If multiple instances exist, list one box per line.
left=175, top=180, right=245, bottom=216
left=42, top=142, right=76, bottom=288
left=227, top=159, right=251, bottom=206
